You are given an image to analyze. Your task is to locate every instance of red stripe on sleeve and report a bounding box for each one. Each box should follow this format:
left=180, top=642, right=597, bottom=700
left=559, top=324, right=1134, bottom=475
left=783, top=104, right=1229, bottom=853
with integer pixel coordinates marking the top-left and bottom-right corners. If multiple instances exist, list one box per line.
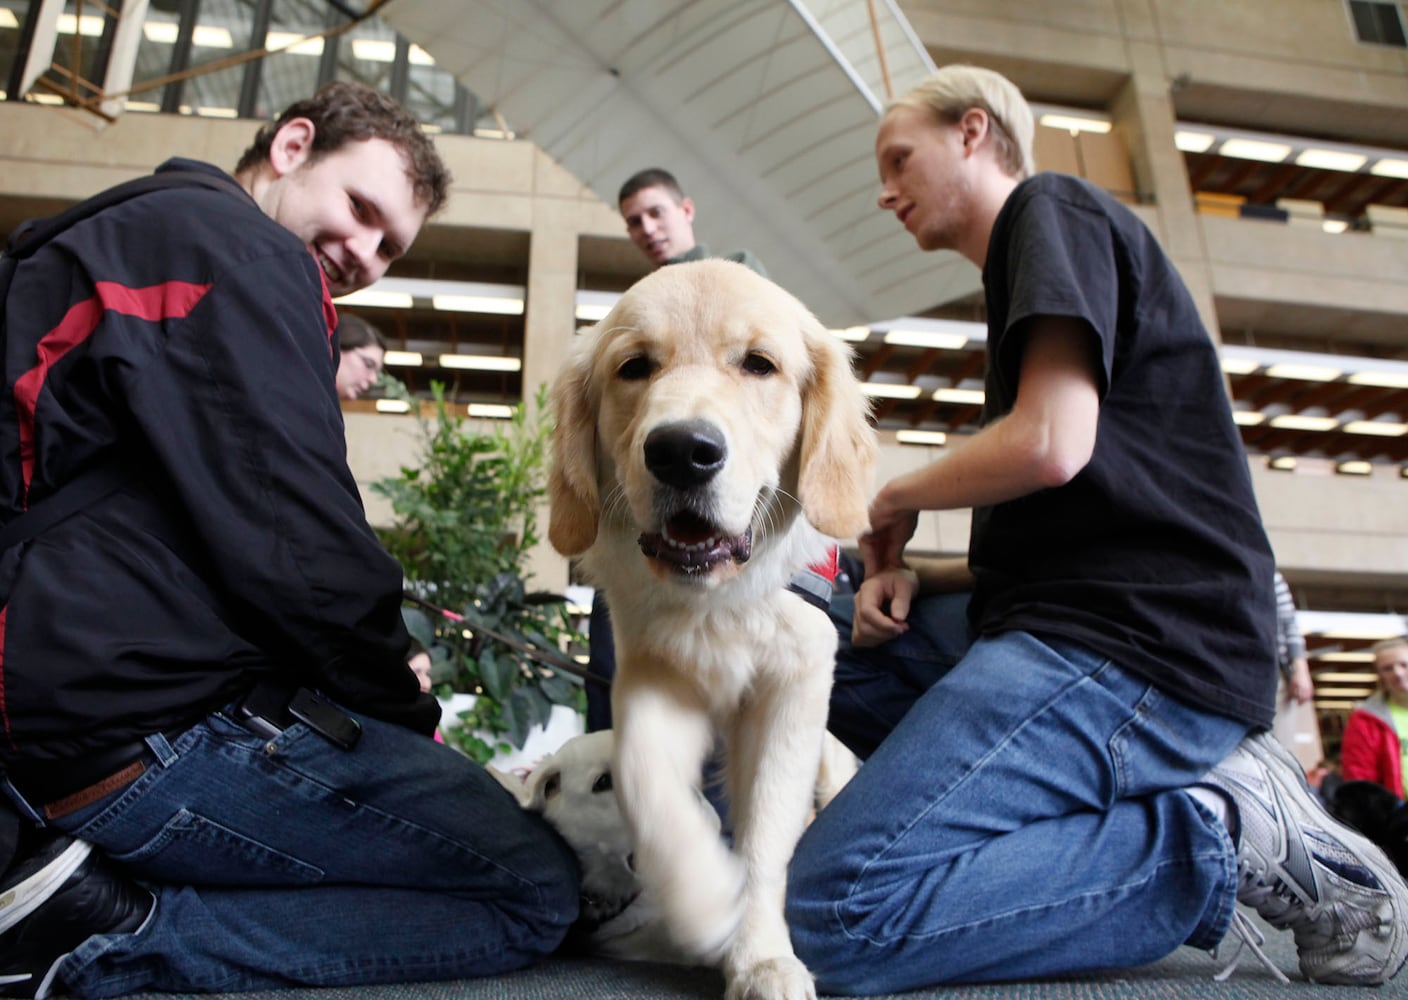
left=13, top=280, right=212, bottom=499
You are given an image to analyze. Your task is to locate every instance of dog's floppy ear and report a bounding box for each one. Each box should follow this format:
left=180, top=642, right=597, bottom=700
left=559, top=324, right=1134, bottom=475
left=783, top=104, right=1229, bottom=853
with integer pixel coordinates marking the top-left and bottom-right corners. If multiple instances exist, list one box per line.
left=520, top=764, right=560, bottom=813
left=548, top=334, right=600, bottom=555
left=797, top=320, right=877, bottom=539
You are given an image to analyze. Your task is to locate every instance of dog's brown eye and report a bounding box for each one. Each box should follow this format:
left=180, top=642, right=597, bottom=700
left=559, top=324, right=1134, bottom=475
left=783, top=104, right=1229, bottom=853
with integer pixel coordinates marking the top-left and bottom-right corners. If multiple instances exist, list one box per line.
left=617, top=356, right=653, bottom=381
left=592, top=771, right=613, bottom=793
left=742, top=352, right=776, bottom=376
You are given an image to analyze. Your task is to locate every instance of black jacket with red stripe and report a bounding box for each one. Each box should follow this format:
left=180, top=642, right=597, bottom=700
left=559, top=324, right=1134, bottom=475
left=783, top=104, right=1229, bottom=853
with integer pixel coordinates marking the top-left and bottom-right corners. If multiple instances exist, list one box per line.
left=0, top=158, right=438, bottom=763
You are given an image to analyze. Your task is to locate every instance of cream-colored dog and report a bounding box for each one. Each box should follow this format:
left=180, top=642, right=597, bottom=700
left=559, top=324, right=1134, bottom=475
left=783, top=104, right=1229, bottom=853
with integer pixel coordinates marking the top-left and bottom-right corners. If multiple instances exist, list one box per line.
left=548, top=260, right=876, bottom=1000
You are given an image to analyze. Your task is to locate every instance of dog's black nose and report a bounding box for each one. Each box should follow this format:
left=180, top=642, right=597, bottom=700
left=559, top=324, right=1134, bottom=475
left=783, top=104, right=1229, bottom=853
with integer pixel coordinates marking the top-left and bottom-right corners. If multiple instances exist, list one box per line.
left=644, top=420, right=727, bottom=489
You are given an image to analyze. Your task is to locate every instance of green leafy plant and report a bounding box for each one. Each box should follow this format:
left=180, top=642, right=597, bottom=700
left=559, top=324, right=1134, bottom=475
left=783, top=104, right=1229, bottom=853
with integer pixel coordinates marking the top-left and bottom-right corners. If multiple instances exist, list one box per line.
left=373, top=380, right=585, bottom=764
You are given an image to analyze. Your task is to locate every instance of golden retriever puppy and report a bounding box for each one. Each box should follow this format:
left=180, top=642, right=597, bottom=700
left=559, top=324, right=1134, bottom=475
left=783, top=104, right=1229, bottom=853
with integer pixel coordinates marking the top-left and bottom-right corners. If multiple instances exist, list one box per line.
left=548, top=260, right=876, bottom=1000
left=491, top=730, right=712, bottom=964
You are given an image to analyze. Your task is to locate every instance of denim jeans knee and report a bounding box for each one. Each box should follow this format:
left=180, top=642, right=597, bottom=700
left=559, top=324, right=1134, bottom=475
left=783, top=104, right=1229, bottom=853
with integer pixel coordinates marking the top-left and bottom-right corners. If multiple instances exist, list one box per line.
left=52, top=703, right=580, bottom=996
left=791, top=630, right=1247, bottom=993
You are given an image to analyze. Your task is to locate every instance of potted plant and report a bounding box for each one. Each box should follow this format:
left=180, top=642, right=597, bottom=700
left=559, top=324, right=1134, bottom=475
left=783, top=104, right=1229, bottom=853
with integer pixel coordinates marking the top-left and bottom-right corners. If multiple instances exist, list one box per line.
left=373, top=380, right=586, bottom=765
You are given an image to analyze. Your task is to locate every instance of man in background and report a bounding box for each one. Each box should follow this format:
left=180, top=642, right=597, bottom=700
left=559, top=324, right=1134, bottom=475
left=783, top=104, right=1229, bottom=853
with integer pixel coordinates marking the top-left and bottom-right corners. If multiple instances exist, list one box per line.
left=618, top=167, right=767, bottom=276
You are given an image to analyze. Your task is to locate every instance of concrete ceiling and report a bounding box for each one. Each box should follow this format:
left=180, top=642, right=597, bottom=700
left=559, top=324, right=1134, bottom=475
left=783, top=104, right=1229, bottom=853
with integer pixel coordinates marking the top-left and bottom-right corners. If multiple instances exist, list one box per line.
left=377, top=0, right=982, bottom=328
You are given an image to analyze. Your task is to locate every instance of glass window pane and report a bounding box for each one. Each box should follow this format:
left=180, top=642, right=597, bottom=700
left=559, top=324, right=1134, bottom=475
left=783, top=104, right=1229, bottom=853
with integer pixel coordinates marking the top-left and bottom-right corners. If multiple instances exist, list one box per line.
left=177, top=0, right=249, bottom=118
left=43, top=0, right=113, bottom=103
left=403, top=46, right=459, bottom=134
left=1, top=0, right=31, bottom=99
left=337, top=16, right=397, bottom=91
left=254, top=0, right=327, bottom=119
left=130, top=5, right=181, bottom=112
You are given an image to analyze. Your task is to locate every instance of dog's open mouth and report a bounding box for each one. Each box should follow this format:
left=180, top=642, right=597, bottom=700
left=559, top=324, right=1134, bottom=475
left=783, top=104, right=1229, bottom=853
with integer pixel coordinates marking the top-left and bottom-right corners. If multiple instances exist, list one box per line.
left=638, top=512, right=752, bottom=576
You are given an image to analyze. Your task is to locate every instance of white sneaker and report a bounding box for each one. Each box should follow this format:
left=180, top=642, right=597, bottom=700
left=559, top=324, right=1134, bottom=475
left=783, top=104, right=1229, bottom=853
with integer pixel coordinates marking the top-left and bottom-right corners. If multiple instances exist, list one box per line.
left=1205, top=730, right=1408, bottom=985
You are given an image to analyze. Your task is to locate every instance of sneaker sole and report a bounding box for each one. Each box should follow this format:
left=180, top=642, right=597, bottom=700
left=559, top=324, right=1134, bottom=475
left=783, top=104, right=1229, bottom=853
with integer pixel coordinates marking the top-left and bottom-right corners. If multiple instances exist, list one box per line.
left=1247, top=732, right=1408, bottom=985
left=0, top=841, right=92, bottom=936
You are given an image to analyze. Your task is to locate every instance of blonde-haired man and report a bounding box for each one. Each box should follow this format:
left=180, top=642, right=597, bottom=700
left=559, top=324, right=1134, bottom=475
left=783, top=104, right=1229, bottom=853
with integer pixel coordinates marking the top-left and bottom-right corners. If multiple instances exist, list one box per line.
left=786, top=64, right=1407, bottom=992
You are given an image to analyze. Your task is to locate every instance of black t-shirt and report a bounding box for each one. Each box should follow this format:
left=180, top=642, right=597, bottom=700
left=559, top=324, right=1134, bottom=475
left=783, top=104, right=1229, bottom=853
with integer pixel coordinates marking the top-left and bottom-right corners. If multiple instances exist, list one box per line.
left=973, top=172, right=1277, bottom=726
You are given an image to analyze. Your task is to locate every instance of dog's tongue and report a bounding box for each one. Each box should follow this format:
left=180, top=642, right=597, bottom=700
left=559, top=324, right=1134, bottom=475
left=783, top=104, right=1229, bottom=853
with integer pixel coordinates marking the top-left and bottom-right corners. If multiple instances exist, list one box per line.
left=638, top=515, right=752, bottom=573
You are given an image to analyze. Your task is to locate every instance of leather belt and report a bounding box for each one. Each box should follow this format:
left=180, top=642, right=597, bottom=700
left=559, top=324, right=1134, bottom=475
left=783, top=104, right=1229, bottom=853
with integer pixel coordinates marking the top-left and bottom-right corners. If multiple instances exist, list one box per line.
left=6, top=734, right=176, bottom=821
left=5, top=683, right=360, bottom=822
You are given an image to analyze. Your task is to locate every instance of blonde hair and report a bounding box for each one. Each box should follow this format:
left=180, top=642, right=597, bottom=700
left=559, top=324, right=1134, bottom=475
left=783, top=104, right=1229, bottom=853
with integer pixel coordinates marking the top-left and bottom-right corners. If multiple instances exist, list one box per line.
left=1373, top=636, right=1408, bottom=657
left=891, top=65, right=1036, bottom=180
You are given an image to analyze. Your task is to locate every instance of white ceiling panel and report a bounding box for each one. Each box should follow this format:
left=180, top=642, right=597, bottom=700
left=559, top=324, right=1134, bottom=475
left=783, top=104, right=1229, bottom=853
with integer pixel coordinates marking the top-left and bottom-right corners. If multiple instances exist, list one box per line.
left=379, top=0, right=981, bottom=326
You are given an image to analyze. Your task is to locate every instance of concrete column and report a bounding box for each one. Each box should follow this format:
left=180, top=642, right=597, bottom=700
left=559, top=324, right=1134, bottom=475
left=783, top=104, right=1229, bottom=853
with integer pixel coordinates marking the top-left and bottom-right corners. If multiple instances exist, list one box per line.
left=521, top=149, right=583, bottom=593
left=1109, top=60, right=1222, bottom=342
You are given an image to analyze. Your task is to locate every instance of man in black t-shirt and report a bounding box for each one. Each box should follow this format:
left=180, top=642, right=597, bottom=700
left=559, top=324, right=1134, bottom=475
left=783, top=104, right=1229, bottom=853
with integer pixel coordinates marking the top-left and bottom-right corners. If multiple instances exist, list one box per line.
left=784, top=65, right=1408, bottom=992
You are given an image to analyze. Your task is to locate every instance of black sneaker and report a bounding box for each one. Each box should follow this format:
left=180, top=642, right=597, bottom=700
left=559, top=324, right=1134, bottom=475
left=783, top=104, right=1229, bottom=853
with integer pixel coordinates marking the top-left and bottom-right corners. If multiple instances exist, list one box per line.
left=0, top=836, right=153, bottom=998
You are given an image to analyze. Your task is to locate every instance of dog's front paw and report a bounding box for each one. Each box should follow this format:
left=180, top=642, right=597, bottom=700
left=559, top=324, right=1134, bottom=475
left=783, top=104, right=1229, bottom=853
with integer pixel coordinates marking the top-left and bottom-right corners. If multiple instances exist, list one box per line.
left=725, top=955, right=816, bottom=1000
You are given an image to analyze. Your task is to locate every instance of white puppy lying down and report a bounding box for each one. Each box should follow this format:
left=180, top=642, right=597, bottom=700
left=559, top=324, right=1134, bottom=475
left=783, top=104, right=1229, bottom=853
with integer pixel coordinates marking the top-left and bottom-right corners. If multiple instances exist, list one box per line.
left=548, top=260, right=876, bottom=1000
left=491, top=729, right=858, bottom=965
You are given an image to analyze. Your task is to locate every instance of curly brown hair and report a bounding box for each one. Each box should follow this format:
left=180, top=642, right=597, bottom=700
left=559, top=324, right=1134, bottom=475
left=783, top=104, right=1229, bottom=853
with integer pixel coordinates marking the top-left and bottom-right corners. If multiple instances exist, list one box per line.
left=236, top=80, right=451, bottom=216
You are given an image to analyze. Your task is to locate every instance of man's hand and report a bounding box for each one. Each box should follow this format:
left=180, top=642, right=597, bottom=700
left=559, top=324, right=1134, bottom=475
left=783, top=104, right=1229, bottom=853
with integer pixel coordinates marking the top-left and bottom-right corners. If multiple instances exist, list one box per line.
left=860, top=489, right=919, bottom=576
left=1288, top=657, right=1314, bottom=704
left=852, top=567, right=920, bottom=647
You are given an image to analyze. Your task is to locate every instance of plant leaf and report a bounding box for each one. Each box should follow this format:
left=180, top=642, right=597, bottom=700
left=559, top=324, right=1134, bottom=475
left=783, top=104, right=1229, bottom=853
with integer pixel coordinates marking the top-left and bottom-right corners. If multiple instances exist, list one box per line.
left=478, top=647, right=515, bottom=703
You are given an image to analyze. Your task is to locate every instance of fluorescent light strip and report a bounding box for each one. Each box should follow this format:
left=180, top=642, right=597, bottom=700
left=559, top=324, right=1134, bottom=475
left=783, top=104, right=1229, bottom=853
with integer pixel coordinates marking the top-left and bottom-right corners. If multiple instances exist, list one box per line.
left=1348, top=371, right=1408, bottom=389
left=1295, top=149, right=1367, bottom=172
left=1300, top=609, right=1408, bottom=640
left=467, top=403, right=514, bottom=419
left=375, top=399, right=412, bottom=413
left=58, top=14, right=106, bottom=36
left=575, top=304, right=613, bottom=322
left=1263, top=363, right=1341, bottom=382
left=1175, top=131, right=1216, bottom=153
left=432, top=295, right=523, bottom=315
left=861, top=383, right=922, bottom=400
left=833, top=327, right=871, bottom=342
left=931, top=387, right=985, bottom=405
left=1220, top=357, right=1259, bottom=375
left=1314, top=686, right=1376, bottom=699
left=1222, top=346, right=1408, bottom=389
left=883, top=330, right=968, bottom=350
left=1039, top=113, right=1111, bottom=135
left=874, top=316, right=987, bottom=346
left=335, top=290, right=413, bottom=310
left=1337, top=460, right=1373, bottom=476
left=0, top=9, right=17, bottom=28
left=383, top=350, right=423, bottom=367
left=1342, top=420, right=1408, bottom=437
left=266, top=31, right=325, bottom=56
left=1232, top=410, right=1265, bottom=426
left=1219, top=138, right=1291, bottom=163
left=1268, top=414, right=1339, bottom=431
left=896, top=430, right=948, bottom=446
left=1371, top=159, right=1408, bottom=179
left=351, top=38, right=396, bottom=62
left=438, top=354, right=521, bottom=372
left=336, top=278, right=526, bottom=315
left=144, top=22, right=234, bottom=47
left=1267, top=455, right=1298, bottom=471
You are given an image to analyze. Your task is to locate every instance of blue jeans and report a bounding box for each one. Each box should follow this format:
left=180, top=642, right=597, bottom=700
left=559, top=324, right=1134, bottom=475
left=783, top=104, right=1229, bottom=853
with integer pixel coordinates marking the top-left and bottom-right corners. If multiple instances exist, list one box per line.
left=16, top=700, right=579, bottom=996
left=788, top=592, right=1250, bottom=994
